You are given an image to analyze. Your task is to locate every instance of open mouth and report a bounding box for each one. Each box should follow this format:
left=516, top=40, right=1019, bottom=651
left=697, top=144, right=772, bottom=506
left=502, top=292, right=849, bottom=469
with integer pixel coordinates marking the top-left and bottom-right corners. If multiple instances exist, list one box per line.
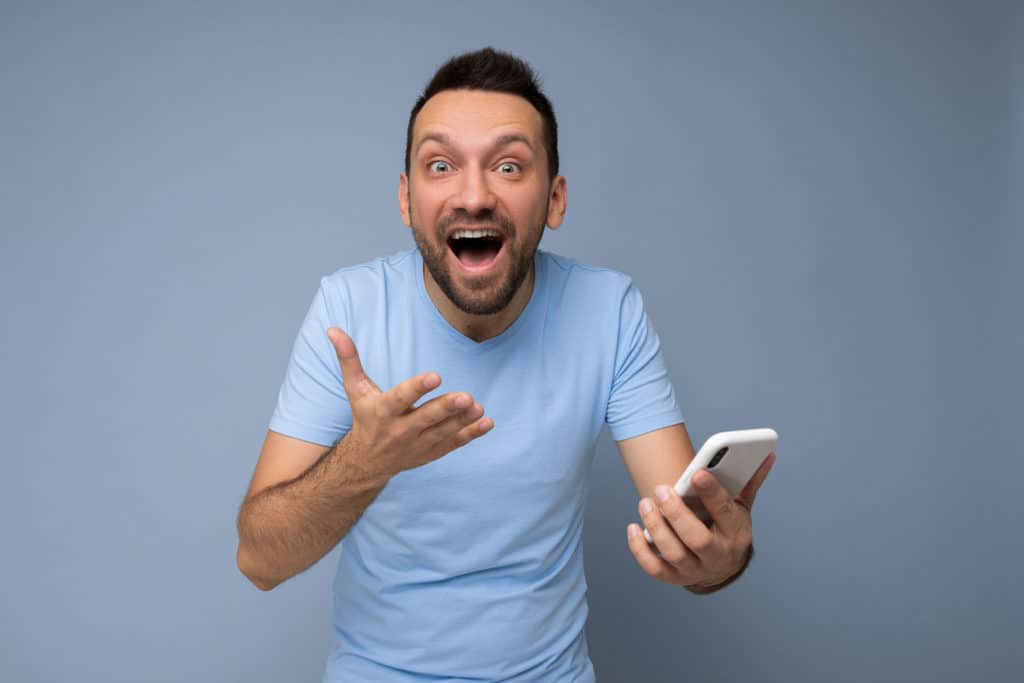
left=447, top=233, right=506, bottom=272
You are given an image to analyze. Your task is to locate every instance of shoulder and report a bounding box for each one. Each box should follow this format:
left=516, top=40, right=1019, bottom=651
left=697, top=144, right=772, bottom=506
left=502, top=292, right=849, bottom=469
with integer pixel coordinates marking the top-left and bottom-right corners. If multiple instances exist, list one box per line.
left=538, top=249, right=637, bottom=310
left=320, top=247, right=415, bottom=291
left=316, top=247, right=417, bottom=320
left=540, top=249, right=633, bottom=291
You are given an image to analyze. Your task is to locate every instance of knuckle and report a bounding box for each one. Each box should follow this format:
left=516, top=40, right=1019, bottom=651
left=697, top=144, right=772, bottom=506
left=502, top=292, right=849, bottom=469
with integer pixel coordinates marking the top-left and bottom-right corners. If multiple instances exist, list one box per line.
left=386, top=423, right=407, bottom=444
left=421, top=448, right=445, bottom=465
left=689, top=533, right=713, bottom=554
left=399, top=384, right=417, bottom=405
left=452, top=428, right=472, bottom=447
left=661, top=546, right=686, bottom=565
left=428, top=398, right=451, bottom=420
left=639, top=506, right=655, bottom=526
left=357, top=377, right=376, bottom=397
left=662, top=496, right=684, bottom=521
left=645, top=504, right=664, bottom=527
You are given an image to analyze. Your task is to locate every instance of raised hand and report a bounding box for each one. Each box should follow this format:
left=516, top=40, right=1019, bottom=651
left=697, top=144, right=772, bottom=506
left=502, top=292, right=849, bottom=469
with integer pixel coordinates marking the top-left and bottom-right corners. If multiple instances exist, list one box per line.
left=326, top=327, right=492, bottom=478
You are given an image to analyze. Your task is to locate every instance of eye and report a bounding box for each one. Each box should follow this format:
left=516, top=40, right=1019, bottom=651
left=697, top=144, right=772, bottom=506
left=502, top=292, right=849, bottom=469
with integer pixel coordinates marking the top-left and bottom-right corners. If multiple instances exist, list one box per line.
left=428, top=160, right=451, bottom=174
left=497, top=162, right=521, bottom=174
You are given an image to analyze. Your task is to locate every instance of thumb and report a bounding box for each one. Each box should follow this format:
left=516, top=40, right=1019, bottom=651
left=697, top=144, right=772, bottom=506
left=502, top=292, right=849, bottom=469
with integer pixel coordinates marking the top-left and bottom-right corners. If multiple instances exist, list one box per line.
left=327, top=327, right=380, bottom=400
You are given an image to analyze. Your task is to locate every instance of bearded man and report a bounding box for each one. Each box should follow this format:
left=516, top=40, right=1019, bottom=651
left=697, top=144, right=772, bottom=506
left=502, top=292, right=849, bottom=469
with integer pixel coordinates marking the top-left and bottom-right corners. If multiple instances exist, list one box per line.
left=236, top=46, right=774, bottom=682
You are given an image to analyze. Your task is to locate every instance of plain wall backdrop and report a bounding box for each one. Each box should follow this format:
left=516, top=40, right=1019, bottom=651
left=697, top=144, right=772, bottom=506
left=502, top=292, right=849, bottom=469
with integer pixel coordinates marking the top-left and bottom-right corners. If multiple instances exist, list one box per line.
left=2, top=1, right=1020, bottom=681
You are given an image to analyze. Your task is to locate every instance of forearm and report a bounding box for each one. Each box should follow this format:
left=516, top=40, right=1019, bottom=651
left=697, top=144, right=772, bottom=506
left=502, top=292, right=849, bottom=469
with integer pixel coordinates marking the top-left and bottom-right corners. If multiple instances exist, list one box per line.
left=236, top=430, right=389, bottom=590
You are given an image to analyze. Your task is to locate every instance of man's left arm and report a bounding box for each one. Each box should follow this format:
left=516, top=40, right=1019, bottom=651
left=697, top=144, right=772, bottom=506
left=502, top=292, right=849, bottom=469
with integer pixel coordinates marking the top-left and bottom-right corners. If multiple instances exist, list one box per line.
left=616, top=423, right=776, bottom=594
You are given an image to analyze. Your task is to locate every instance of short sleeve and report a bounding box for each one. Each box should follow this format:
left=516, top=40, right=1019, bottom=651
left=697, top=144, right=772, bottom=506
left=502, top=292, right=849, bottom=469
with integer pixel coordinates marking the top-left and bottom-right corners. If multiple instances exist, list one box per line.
left=267, top=277, right=353, bottom=446
left=605, top=279, right=684, bottom=441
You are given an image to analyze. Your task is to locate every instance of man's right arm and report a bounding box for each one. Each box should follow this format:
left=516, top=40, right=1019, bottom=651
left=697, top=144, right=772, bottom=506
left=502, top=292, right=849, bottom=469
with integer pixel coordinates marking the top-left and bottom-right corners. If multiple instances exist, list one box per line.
left=237, top=327, right=492, bottom=591
left=236, top=429, right=389, bottom=591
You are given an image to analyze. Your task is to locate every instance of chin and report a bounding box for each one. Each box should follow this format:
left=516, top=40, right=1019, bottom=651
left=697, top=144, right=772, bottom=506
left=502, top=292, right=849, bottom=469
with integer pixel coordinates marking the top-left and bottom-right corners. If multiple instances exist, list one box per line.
left=413, top=223, right=539, bottom=316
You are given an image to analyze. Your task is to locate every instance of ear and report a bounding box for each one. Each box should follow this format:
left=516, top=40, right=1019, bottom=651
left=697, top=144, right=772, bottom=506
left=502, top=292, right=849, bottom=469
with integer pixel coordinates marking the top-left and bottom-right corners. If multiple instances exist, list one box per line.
left=545, top=175, right=567, bottom=230
left=398, top=173, right=411, bottom=227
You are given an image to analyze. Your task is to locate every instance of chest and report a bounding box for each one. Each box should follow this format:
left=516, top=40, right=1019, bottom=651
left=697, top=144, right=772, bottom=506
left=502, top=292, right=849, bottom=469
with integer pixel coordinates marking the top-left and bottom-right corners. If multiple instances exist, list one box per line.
left=358, top=321, right=612, bottom=527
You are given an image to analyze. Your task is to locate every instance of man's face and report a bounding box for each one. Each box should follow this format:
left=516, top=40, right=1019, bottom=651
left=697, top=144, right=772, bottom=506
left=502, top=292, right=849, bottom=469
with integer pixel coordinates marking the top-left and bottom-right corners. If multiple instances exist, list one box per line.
left=400, top=89, right=566, bottom=316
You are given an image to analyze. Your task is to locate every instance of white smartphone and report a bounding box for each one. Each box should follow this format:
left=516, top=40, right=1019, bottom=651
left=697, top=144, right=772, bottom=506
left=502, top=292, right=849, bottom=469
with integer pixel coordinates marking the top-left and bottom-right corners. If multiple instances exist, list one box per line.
left=643, top=428, right=777, bottom=543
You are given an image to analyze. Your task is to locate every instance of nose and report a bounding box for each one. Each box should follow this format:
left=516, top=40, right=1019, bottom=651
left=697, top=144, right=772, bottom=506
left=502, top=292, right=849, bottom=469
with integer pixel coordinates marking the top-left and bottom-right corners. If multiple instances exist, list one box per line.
left=453, top=163, right=497, bottom=216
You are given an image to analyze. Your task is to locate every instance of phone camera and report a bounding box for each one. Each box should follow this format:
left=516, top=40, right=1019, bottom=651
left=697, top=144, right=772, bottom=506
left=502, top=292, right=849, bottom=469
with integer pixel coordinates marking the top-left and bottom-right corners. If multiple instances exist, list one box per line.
left=708, top=446, right=728, bottom=469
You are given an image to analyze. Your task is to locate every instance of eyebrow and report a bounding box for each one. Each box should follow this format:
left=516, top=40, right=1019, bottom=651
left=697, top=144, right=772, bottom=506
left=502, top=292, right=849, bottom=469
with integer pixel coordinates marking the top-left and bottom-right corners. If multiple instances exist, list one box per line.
left=414, top=132, right=535, bottom=157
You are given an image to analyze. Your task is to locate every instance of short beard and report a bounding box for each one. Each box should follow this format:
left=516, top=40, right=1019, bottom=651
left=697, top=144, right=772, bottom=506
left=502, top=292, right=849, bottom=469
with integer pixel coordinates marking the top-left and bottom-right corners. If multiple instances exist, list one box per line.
left=410, top=198, right=547, bottom=316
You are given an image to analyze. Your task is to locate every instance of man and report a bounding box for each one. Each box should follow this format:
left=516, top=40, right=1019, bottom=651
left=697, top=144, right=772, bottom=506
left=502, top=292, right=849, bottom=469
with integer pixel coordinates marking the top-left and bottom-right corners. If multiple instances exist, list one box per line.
left=236, top=47, right=775, bottom=682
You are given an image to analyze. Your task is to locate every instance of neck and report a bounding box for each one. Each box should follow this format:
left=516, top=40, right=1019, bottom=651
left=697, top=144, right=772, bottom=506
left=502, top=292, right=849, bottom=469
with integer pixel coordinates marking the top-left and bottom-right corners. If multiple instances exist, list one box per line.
left=423, top=262, right=536, bottom=343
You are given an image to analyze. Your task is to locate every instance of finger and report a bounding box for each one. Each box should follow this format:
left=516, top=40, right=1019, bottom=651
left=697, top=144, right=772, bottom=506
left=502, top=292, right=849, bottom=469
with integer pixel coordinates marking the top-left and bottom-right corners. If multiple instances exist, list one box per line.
left=626, top=524, right=680, bottom=583
left=655, top=485, right=717, bottom=561
left=405, top=406, right=491, bottom=466
left=691, top=469, right=745, bottom=538
left=379, top=371, right=443, bottom=417
left=450, top=412, right=493, bottom=445
left=638, top=495, right=690, bottom=566
left=327, top=328, right=381, bottom=400
left=651, top=485, right=719, bottom=564
left=736, top=451, right=776, bottom=510
left=426, top=401, right=485, bottom=440
left=410, top=392, right=475, bottom=433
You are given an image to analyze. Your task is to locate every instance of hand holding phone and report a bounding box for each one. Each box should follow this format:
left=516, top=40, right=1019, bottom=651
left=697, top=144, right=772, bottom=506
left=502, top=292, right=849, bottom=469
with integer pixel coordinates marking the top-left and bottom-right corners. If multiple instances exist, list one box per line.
left=643, top=428, right=777, bottom=543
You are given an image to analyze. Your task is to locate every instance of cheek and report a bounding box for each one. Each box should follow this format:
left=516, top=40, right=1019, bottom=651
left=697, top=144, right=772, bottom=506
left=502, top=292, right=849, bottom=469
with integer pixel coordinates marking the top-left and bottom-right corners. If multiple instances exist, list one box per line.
left=506, top=188, right=547, bottom=221
left=408, top=190, right=441, bottom=226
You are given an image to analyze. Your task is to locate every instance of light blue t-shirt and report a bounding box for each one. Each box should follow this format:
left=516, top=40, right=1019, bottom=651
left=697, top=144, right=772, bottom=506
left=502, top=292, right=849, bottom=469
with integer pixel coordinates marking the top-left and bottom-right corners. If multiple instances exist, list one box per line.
left=269, top=245, right=684, bottom=682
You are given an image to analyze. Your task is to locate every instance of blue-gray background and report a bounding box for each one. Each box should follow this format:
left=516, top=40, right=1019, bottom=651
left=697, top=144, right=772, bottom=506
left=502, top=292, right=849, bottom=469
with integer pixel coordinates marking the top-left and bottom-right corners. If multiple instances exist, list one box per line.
left=2, top=1, right=1020, bottom=681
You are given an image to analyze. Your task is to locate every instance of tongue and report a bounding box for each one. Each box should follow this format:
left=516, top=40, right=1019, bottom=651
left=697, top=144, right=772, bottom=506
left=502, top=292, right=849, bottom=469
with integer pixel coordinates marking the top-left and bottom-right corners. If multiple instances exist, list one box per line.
left=458, top=240, right=501, bottom=266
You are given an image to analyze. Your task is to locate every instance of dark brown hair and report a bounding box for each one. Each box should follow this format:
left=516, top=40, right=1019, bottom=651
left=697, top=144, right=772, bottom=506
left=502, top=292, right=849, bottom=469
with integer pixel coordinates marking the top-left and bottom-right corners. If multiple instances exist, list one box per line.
left=404, top=47, right=559, bottom=181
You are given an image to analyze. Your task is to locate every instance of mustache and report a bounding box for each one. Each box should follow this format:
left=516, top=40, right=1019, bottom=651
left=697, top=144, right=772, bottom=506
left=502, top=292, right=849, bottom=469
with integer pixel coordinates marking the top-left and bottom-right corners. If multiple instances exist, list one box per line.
left=439, top=212, right=514, bottom=236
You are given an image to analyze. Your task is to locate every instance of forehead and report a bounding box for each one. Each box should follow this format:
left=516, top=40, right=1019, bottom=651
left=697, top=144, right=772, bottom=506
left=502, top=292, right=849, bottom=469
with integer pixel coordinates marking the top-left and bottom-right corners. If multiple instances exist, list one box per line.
left=412, top=89, right=544, bottom=149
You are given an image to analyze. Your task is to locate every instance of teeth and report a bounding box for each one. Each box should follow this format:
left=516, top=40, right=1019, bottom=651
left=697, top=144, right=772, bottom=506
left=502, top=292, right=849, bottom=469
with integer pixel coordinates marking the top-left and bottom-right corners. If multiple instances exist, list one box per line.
left=451, top=229, right=501, bottom=240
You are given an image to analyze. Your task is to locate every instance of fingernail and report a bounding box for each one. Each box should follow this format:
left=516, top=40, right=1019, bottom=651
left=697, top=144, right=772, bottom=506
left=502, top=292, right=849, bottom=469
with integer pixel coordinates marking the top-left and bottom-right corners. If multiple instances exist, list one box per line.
left=454, top=394, right=470, bottom=409
left=655, top=485, right=670, bottom=503
left=422, top=374, right=440, bottom=389
left=694, top=472, right=711, bottom=488
left=639, top=499, right=653, bottom=515
left=627, top=525, right=639, bottom=539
